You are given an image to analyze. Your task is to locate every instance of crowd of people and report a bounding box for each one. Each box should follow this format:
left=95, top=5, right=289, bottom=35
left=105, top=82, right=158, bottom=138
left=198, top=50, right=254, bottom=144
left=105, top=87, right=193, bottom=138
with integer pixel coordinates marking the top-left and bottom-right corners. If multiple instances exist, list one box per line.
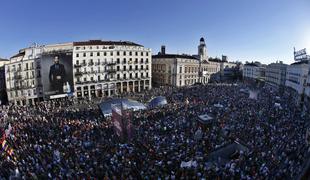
left=0, top=83, right=309, bottom=179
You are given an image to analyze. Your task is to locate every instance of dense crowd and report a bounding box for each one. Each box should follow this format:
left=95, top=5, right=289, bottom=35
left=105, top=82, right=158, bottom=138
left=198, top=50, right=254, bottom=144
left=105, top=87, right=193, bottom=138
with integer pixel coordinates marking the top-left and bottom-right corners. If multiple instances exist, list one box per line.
left=0, top=83, right=309, bottom=179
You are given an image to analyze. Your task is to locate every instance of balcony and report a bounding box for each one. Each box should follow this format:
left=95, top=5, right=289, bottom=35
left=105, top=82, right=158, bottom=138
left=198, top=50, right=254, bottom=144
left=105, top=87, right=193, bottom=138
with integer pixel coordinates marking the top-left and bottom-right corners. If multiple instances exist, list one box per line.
left=88, top=62, right=94, bottom=66
left=107, top=62, right=116, bottom=66
left=74, top=64, right=82, bottom=68
left=75, top=72, right=83, bottom=76
left=95, top=62, right=100, bottom=66
left=81, top=62, right=87, bottom=66
left=107, top=69, right=116, bottom=74
left=15, top=75, right=22, bottom=79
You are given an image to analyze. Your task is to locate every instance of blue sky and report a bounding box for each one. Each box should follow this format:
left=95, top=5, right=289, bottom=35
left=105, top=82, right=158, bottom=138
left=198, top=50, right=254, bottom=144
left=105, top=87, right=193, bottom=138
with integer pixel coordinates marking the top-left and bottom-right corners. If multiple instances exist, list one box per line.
left=0, top=0, right=309, bottom=64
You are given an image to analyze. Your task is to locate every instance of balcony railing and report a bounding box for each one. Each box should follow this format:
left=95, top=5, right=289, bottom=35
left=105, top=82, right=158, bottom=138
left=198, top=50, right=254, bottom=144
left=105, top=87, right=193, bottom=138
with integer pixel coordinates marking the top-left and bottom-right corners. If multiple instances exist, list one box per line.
left=75, top=72, right=83, bottom=76
left=74, top=64, right=82, bottom=68
left=88, top=62, right=94, bottom=66
left=107, top=69, right=116, bottom=74
left=107, top=62, right=116, bottom=66
left=15, top=75, right=22, bottom=79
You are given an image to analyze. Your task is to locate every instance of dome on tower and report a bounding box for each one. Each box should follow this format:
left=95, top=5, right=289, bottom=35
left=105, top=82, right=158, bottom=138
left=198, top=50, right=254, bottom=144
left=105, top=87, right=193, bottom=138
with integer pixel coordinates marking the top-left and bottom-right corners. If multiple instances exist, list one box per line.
left=200, top=37, right=205, bottom=42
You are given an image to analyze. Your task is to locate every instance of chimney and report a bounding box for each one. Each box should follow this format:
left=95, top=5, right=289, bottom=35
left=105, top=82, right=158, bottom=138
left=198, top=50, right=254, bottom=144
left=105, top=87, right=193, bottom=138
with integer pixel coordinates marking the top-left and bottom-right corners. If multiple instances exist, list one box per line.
left=161, top=45, right=166, bottom=55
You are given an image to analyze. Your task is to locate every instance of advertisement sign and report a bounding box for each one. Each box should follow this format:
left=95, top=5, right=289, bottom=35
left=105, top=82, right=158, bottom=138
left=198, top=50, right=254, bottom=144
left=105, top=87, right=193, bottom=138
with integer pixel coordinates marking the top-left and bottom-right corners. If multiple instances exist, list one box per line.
left=41, top=52, right=74, bottom=97
left=294, top=48, right=308, bottom=61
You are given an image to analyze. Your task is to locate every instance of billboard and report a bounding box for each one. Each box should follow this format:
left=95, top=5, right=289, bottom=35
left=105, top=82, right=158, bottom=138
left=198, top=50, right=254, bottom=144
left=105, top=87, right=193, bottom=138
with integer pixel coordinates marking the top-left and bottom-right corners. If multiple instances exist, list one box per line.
left=41, top=52, right=74, bottom=97
left=294, top=48, right=308, bottom=61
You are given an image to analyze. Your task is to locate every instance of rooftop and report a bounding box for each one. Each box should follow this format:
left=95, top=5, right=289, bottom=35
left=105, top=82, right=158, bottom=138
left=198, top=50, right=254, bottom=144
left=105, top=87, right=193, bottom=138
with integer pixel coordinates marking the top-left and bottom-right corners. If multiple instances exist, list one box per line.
left=290, top=60, right=309, bottom=65
left=152, top=54, right=199, bottom=60
left=244, top=63, right=260, bottom=67
left=73, top=40, right=143, bottom=47
left=0, top=58, right=9, bottom=61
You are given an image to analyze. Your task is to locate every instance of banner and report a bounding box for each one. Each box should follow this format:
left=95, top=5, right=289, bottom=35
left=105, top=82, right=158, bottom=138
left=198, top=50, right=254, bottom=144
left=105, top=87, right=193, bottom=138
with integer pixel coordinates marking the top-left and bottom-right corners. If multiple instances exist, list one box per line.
left=111, top=103, right=134, bottom=142
left=41, top=52, right=74, bottom=97
left=112, top=104, right=124, bottom=138
left=123, top=109, right=133, bottom=141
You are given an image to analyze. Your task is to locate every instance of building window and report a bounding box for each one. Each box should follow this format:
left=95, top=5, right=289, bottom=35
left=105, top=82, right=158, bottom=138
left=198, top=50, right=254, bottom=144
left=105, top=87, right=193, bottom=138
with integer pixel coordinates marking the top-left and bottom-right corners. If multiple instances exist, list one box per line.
left=97, top=52, right=100, bottom=56
left=117, top=51, right=120, bottom=56
left=76, top=60, right=79, bottom=64
left=117, top=66, right=120, bottom=71
left=90, top=52, right=93, bottom=57
left=110, top=52, right=113, bottom=56
left=179, top=67, right=182, bottom=73
left=141, top=52, right=143, bottom=56
left=83, top=53, right=86, bottom=57
left=129, top=51, right=132, bottom=56
left=104, top=52, right=107, bottom=56
left=123, top=66, right=126, bottom=71
left=123, top=51, right=126, bottom=56
left=117, top=58, right=120, bottom=64
left=135, top=52, right=138, bottom=56
left=123, top=58, right=126, bottom=64
left=76, top=53, right=79, bottom=57
left=124, top=74, right=126, bottom=79
left=129, top=65, right=132, bottom=70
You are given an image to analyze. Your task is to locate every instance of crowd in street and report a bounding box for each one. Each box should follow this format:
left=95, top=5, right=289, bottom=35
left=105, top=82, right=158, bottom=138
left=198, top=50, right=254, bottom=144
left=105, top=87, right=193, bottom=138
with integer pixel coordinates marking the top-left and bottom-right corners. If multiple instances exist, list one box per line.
left=0, top=83, right=309, bottom=179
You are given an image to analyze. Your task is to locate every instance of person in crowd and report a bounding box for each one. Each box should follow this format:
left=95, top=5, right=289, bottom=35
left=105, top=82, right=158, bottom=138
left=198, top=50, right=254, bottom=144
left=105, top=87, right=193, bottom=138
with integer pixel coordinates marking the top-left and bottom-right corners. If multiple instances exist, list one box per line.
left=0, top=83, right=309, bottom=179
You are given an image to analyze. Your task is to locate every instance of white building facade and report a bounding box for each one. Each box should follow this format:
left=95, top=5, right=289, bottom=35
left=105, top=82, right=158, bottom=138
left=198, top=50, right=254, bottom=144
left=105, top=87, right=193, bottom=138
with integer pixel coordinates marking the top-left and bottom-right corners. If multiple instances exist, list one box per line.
left=285, top=61, right=309, bottom=105
left=265, top=61, right=287, bottom=89
left=243, top=63, right=261, bottom=79
left=152, top=54, right=203, bottom=87
left=5, top=40, right=152, bottom=104
left=73, top=40, right=152, bottom=98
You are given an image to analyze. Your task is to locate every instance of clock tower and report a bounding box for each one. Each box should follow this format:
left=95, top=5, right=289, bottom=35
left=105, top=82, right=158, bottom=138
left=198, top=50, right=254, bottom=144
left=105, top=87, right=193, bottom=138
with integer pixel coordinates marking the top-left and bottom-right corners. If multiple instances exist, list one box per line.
left=198, top=37, right=208, bottom=62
